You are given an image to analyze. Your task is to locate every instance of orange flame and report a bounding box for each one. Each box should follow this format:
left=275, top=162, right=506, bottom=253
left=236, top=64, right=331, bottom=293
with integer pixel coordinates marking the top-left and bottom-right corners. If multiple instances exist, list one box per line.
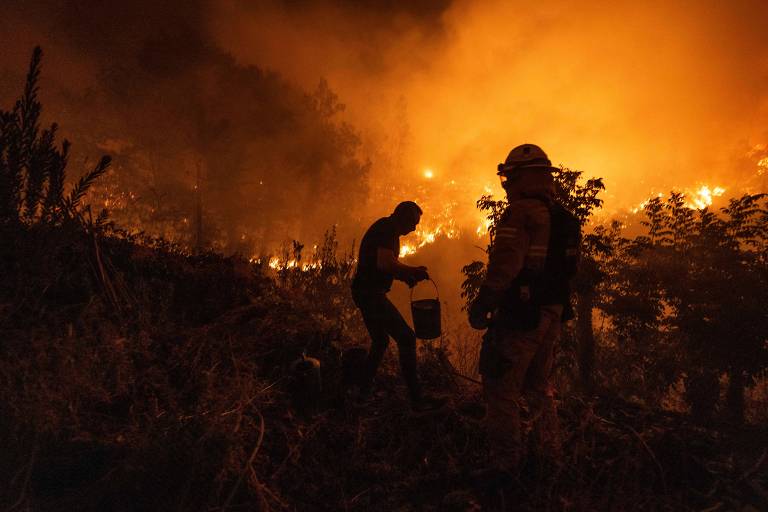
left=399, top=222, right=460, bottom=258
left=630, top=184, right=726, bottom=213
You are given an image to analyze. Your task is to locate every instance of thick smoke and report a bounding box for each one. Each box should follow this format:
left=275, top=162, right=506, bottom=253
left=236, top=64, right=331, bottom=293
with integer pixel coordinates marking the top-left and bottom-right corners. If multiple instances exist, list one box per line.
left=207, top=0, right=768, bottom=314
left=213, top=0, right=768, bottom=212
left=2, top=0, right=767, bottom=255
left=0, top=0, right=372, bottom=252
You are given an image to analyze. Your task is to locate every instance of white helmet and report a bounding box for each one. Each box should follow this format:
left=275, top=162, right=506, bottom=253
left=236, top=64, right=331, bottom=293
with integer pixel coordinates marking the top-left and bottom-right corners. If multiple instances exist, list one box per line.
left=497, top=144, right=557, bottom=176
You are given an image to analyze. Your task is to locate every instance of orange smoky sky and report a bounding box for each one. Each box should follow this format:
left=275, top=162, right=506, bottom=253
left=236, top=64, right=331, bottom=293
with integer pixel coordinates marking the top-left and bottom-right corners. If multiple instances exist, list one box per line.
left=212, top=0, right=768, bottom=211
left=1, top=0, right=767, bottom=251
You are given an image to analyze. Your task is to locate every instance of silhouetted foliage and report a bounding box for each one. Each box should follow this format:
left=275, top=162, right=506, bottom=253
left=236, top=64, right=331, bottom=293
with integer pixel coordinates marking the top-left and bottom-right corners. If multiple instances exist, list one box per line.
left=0, top=47, right=111, bottom=228
left=460, top=162, right=768, bottom=423
left=600, top=192, right=768, bottom=423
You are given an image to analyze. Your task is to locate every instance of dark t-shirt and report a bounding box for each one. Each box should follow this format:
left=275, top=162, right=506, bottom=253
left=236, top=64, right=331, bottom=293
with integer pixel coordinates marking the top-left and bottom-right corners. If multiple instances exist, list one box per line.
left=352, top=216, right=399, bottom=293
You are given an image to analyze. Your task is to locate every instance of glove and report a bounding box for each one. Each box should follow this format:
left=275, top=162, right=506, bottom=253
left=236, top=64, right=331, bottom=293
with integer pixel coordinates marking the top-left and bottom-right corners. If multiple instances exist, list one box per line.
left=469, top=300, right=491, bottom=330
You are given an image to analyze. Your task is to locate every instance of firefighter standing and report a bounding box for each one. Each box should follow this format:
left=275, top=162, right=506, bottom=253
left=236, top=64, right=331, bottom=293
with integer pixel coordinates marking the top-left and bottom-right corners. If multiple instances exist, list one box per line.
left=469, top=144, right=581, bottom=471
left=352, top=201, right=441, bottom=411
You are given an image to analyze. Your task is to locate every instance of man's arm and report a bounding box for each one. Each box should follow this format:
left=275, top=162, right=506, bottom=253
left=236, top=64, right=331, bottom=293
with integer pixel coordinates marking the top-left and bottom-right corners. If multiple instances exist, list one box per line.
left=376, top=248, right=429, bottom=284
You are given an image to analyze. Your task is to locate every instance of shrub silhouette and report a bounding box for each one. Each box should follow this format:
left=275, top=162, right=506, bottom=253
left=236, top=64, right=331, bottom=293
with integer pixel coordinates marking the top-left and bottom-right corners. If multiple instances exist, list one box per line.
left=0, top=46, right=110, bottom=228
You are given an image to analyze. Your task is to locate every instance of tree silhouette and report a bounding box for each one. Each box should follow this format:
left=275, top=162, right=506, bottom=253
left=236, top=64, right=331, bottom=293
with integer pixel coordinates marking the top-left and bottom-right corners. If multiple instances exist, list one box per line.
left=602, top=192, right=768, bottom=423
left=0, top=47, right=110, bottom=228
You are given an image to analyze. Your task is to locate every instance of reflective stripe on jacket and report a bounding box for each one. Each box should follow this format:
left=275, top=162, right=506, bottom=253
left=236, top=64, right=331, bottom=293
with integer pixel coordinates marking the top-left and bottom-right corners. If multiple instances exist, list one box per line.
left=483, top=198, right=551, bottom=293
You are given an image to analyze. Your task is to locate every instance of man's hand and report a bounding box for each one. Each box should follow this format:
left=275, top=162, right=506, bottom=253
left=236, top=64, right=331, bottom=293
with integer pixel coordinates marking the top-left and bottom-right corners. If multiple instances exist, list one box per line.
left=413, top=266, right=429, bottom=282
left=469, top=285, right=501, bottom=329
left=406, top=266, right=430, bottom=288
left=469, top=300, right=491, bottom=330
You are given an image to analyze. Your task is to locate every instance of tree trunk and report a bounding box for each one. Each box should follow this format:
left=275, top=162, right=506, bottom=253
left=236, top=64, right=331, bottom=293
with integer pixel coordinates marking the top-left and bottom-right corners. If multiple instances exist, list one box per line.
left=576, top=289, right=596, bottom=394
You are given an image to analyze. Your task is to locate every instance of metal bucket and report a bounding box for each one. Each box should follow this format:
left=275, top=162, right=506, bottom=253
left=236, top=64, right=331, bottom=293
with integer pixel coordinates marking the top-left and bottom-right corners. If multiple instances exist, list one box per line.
left=410, top=279, right=441, bottom=340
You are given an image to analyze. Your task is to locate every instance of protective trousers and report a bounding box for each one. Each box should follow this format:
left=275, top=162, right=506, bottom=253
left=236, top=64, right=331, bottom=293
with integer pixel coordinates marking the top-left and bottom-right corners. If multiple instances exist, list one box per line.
left=352, top=290, right=421, bottom=403
left=483, top=304, right=563, bottom=471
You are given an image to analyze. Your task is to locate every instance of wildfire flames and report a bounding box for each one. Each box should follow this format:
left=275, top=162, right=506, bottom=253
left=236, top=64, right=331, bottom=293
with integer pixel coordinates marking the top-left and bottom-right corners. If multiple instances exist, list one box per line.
left=246, top=256, right=324, bottom=271
left=758, top=158, right=768, bottom=176
left=399, top=222, right=460, bottom=258
left=96, top=136, right=763, bottom=271
left=632, top=184, right=727, bottom=213
left=688, top=185, right=727, bottom=210
left=257, top=176, right=738, bottom=271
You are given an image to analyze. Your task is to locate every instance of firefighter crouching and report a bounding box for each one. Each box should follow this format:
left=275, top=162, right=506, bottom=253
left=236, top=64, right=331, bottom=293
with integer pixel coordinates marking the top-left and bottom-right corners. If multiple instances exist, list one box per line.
left=469, top=143, right=581, bottom=472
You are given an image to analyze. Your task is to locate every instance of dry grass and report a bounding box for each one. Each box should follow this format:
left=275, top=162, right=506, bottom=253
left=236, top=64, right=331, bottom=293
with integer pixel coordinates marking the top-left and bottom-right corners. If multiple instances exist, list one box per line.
left=0, top=226, right=765, bottom=511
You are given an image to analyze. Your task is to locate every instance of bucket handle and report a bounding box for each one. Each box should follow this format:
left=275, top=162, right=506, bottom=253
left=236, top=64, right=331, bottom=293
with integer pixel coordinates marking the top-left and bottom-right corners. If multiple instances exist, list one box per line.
left=410, top=278, right=439, bottom=303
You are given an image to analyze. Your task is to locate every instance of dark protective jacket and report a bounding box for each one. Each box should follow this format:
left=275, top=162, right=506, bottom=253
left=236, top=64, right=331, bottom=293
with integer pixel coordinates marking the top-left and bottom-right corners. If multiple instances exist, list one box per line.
left=480, top=197, right=580, bottom=326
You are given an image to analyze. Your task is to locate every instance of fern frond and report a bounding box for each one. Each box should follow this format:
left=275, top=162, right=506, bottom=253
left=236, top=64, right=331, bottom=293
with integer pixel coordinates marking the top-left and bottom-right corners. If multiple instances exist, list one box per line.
left=15, top=46, right=43, bottom=173
left=24, top=124, right=57, bottom=221
left=95, top=207, right=110, bottom=227
left=42, top=139, right=69, bottom=221
left=0, top=112, right=17, bottom=221
left=67, top=155, right=111, bottom=212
